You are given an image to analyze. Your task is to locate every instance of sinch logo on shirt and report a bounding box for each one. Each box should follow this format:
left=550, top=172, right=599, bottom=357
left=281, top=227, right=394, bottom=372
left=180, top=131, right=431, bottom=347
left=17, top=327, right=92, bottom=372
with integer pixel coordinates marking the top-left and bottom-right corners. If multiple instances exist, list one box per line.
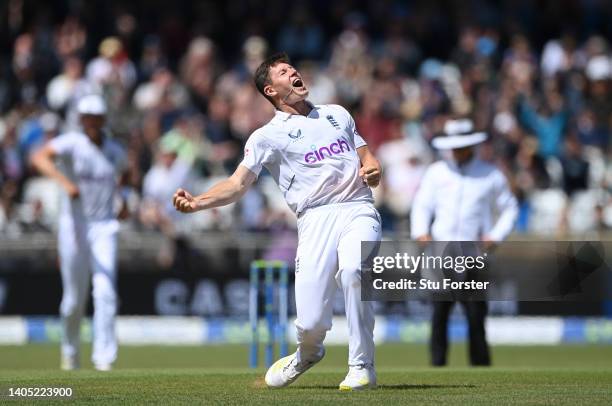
left=304, top=137, right=351, bottom=164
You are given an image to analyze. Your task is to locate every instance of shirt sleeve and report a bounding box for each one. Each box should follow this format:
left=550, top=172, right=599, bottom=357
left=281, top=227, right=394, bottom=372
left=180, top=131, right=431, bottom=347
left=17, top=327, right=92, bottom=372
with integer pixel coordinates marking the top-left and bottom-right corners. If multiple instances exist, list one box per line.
left=350, top=116, right=367, bottom=149
left=410, top=165, right=437, bottom=239
left=239, top=131, right=276, bottom=176
left=48, top=133, right=78, bottom=157
left=113, top=143, right=129, bottom=173
left=335, top=105, right=367, bottom=149
left=487, top=170, right=519, bottom=241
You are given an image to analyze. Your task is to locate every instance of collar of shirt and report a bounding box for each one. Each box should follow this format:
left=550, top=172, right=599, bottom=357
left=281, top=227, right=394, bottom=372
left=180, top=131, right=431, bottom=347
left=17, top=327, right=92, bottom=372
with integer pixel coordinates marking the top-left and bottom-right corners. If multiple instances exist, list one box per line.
left=272, top=102, right=317, bottom=122
left=447, top=157, right=479, bottom=173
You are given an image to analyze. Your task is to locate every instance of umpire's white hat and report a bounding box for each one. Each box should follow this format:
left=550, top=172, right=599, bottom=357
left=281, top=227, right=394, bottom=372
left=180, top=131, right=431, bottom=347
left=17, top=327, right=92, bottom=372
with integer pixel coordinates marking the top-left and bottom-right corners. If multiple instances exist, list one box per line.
left=77, top=94, right=107, bottom=116
left=431, top=119, right=487, bottom=150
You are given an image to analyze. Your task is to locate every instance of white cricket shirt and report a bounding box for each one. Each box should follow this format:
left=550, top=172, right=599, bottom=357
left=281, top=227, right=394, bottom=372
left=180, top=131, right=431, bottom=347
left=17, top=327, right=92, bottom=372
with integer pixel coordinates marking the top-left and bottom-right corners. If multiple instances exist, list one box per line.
left=411, top=158, right=518, bottom=241
left=240, top=104, right=373, bottom=215
left=49, top=132, right=126, bottom=222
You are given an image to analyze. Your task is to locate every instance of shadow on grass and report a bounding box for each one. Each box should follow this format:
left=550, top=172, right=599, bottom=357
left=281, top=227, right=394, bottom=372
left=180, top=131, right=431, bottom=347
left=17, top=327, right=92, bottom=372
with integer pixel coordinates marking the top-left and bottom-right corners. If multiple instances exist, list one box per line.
left=295, top=384, right=477, bottom=390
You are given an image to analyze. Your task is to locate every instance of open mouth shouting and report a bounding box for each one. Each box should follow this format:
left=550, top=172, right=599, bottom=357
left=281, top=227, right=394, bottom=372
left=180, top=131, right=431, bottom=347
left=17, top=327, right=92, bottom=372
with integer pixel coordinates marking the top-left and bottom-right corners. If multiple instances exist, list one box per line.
left=291, top=76, right=306, bottom=91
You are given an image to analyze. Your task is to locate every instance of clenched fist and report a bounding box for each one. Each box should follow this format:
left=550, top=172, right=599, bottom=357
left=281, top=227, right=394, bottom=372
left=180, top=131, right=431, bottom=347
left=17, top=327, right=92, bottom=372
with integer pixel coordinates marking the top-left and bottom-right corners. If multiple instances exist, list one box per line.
left=359, top=165, right=381, bottom=187
left=173, top=188, right=198, bottom=213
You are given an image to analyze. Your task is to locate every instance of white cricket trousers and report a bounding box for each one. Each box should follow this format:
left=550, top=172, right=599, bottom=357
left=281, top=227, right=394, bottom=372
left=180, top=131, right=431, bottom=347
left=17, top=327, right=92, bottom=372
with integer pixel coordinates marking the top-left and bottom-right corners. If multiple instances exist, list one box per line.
left=294, top=201, right=381, bottom=366
left=58, top=216, right=119, bottom=366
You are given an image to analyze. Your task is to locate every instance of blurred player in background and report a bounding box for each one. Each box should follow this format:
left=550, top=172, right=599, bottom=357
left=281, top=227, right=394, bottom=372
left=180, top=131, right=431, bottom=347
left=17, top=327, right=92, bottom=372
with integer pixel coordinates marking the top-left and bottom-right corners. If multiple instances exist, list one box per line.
left=173, top=53, right=382, bottom=390
left=31, top=94, right=127, bottom=371
left=411, top=119, right=518, bottom=366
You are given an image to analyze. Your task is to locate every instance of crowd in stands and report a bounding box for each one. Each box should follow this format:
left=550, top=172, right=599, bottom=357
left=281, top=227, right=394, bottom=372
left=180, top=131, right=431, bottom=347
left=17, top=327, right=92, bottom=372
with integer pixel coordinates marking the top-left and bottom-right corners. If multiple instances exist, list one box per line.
left=1, top=0, right=611, bottom=238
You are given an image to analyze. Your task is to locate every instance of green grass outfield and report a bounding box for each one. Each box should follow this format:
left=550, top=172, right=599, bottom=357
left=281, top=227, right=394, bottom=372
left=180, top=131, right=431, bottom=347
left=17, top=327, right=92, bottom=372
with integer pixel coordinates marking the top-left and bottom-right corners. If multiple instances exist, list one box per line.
left=0, top=344, right=611, bottom=404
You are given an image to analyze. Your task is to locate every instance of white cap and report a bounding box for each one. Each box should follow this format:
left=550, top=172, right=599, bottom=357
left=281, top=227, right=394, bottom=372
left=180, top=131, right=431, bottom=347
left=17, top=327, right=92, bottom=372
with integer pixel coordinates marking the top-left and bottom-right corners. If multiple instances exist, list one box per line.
left=77, top=94, right=107, bottom=116
left=586, top=55, right=612, bottom=81
left=432, top=119, right=487, bottom=150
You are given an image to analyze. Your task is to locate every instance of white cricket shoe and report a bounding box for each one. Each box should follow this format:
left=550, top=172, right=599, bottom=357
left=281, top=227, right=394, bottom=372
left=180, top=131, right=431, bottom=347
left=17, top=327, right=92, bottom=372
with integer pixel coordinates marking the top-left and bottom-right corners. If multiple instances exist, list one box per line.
left=264, top=351, right=324, bottom=388
left=338, top=364, right=377, bottom=391
left=60, top=355, right=79, bottom=371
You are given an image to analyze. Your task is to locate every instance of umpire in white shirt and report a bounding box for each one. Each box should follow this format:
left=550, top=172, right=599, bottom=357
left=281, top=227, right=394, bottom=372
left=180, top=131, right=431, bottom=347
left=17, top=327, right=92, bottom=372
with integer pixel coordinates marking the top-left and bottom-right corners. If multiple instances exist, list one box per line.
left=411, top=119, right=518, bottom=366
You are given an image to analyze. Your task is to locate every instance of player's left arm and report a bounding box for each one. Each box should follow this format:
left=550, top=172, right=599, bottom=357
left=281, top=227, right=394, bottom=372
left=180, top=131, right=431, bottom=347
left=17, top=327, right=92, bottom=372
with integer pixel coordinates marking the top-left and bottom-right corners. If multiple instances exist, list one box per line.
left=338, top=104, right=381, bottom=188
left=357, top=146, right=382, bottom=188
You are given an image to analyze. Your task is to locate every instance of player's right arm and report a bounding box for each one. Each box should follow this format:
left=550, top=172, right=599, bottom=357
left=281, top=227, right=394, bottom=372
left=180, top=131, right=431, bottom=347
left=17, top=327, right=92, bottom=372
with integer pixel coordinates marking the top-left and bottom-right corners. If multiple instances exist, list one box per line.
left=173, top=165, right=257, bottom=213
left=174, top=129, right=274, bottom=213
left=30, top=143, right=80, bottom=199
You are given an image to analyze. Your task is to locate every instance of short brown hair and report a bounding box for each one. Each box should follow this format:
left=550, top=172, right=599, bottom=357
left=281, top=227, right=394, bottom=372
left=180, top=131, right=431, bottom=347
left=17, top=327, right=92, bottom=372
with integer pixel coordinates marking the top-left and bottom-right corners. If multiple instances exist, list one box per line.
left=253, top=52, right=290, bottom=106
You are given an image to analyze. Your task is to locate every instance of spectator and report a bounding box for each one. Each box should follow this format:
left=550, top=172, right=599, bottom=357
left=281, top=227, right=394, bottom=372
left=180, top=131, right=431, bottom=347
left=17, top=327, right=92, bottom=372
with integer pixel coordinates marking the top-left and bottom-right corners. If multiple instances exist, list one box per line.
left=179, top=37, right=218, bottom=112
left=0, top=0, right=611, bottom=237
left=377, top=127, right=431, bottom=224
left=276, top=5, right=324, bottom=61
left=517, top=90, right=568, bottom=159
left=86, top=36, right=137, bottom=91
left=132, top=66, right=189, bottom=112
left=140, top=135, right=195, bottom=233
left=560, top=135, right=589, bottom=197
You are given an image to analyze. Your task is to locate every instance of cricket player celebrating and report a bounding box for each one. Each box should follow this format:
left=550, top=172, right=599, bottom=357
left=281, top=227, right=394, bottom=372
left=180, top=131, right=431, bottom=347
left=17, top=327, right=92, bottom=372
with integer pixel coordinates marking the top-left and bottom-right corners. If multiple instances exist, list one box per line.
left=411, top=119, right=518, bottom=366
left=31, top=94, right=126, bottom=371
left=173, top=53, right=382, bottom=390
